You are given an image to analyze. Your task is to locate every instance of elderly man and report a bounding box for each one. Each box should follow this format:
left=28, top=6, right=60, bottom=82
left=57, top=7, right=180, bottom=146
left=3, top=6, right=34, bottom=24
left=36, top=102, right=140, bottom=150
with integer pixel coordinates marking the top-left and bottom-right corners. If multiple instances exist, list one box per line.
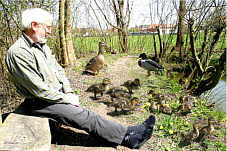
left=5, top=8, right=155, bottom=149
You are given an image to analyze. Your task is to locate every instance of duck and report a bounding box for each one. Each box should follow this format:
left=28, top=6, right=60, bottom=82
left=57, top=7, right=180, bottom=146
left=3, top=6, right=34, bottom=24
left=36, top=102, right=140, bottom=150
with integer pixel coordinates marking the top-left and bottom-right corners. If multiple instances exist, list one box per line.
left=149, top=101, right=159, bottom=112
left=120, top=78, right=141, bottom=94
left=83, top=41, right=105, bottom=76
left=179, top=121, right=200, bottom=147
left=85, top=78, right=111, bottom=99
left=195, top=116, right=215, bottom=143
left=106, top=87, right=130, bottom=101
left=138, top=53, right=164, bottom=76
left=139, top=53, right=160, bottom=63
left=111, top=96, right=139, bottom=112
left=176, top=96, right=194, bottom=115
left=159, top=101, right=172, bottom=115
left=183, top=95, right=196, bottom=106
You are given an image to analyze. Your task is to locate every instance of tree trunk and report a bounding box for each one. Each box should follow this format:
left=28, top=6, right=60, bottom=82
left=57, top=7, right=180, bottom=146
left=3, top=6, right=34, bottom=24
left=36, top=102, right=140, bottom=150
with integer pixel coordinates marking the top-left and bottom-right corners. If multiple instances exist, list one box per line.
left=189, top=19, right=204, bottom=74
left=65, top=0, right=75, bottom=65
left=193, top=50, right=226, bottom=96
left=157, top=27, right=163, bottom=58
left=176, top=0, right=186, bottom=58
left=59, top=0, right=68, bottom=66
left=152, top=32, right=158, bottom=57
left=112, top=0, right=129, bottom=52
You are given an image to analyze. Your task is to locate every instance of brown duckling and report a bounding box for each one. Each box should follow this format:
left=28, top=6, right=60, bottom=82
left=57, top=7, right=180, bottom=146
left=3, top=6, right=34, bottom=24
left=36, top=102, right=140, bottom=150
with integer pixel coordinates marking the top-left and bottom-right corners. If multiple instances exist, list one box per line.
left=106, top=87, right=130, bottom=101
left=149, top=101, right=159, bottom=112
left=176, top=96, right=194, bottom=115
left=183, top=95, right=196, bottom=106
left=195, top=116, right=215, bottom=143
left=120, top=78, right=141, bottom=94
left=85, top=78, right=111, bottom=99
left=159, top=101, right=172, bottom=115
left=83, top=42, right=105, bottom=76
left=179, top=121, right=200, bottom=147
left=112, top=96, right=139, bottom=112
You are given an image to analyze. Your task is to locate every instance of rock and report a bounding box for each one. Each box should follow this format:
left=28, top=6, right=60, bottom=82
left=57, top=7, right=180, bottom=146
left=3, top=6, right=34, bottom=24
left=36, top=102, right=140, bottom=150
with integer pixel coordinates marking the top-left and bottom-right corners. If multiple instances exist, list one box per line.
left=0, top=108, right=2, bottom=128
left=0, top=113, right=51, bottom=151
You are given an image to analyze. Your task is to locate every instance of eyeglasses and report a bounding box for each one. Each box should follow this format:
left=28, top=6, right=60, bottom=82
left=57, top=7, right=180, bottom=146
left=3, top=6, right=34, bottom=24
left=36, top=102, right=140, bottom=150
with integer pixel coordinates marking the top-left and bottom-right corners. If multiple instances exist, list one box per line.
left=38, top=23, right=52, bottom=31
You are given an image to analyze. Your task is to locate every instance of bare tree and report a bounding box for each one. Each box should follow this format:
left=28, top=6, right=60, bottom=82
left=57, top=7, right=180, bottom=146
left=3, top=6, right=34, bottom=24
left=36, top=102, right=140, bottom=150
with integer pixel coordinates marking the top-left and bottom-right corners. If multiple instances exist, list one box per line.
left=175, top=0, right=186, bottom=58
left=148, top=0, right=176, bottom=60
left=94, top=0, right=132, bottom=52
left=182, top=0, right=226, bottom=95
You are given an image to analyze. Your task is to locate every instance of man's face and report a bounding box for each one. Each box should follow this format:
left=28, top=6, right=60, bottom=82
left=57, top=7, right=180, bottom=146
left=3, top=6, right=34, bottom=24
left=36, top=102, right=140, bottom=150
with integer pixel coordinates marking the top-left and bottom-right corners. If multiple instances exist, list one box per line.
left=31, top=22, right=52, bottom=43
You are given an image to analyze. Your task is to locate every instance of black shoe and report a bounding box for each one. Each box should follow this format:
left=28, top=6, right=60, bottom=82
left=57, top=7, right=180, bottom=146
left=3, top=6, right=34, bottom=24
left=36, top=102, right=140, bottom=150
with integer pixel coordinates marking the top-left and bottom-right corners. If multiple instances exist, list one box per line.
left=121, top=114, right=156, bottom=149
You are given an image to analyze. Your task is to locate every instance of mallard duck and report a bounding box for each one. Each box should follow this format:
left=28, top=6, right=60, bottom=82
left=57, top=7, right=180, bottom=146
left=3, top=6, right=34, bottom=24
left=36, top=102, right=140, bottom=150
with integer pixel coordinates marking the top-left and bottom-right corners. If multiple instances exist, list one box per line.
left=85, top=78, right=111, bottom=99
left=83, top=42, right=105, bottom=76
left=139, top=53, right=160, bottom=63
left=120, top=78, right=141, bottom=94
left=179, top=121, right=200, bottom=147
left=195, top=117, right=215, bottom=143
left=112, top=96, right=139, bottom=112
left=138, top=53, right=164, bottom=76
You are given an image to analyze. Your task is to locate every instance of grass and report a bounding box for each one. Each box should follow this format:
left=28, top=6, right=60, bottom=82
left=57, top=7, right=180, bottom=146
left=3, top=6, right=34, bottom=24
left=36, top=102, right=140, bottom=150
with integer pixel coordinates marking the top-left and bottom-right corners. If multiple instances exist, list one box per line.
left=72, top=32, right=226, bottom=55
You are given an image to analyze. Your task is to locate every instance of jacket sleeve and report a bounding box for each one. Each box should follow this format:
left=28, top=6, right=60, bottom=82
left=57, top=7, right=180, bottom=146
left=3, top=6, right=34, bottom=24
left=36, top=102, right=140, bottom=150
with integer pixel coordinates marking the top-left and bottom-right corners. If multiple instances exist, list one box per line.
left=6, top=48, right=66, bottom=102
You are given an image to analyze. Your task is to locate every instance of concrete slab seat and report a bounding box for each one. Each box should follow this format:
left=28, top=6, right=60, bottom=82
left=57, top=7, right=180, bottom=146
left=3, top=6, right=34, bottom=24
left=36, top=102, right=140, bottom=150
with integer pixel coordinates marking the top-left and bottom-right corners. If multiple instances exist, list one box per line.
left=0, top=113, right=51, bottom=151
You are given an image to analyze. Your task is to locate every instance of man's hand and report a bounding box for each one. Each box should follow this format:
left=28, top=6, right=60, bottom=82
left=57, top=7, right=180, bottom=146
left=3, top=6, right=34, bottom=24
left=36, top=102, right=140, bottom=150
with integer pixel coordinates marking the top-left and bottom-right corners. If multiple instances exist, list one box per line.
left=63, top=93, right=80, bottom=106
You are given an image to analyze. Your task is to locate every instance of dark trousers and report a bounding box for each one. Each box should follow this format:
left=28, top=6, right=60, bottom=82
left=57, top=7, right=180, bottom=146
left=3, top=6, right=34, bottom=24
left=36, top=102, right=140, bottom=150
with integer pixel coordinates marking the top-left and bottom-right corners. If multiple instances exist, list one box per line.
left=17, top=99, right=127, bottom=144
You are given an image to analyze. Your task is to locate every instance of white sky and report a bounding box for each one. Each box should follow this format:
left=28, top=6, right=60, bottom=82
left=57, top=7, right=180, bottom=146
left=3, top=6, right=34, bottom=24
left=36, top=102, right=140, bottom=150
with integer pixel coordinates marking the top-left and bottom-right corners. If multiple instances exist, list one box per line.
left=73, top=0, right=177, bottom=29
left=130, top=0, right=152, bottom=27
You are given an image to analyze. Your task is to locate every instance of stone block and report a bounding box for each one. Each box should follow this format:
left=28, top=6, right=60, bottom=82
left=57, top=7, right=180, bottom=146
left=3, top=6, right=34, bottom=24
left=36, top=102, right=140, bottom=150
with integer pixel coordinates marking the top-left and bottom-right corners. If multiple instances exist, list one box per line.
left=0, top=108, right=2, bottom=128
left=0, top=100, right=2, bottom=127
left=0, top=113, right=51, bottom=151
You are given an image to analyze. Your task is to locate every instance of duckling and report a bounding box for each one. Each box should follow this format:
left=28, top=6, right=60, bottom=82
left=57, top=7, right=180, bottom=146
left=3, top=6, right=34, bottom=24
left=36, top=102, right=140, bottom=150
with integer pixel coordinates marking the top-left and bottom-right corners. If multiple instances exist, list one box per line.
left=159, top=101, right=172, bottom=115
left=106, top=87, right=129, bottom=101
left=83, top=42, right=105, bottom=76
left=176, top=96, right=194, bottom=115
left=166, top=69, right=174, bottom=79
left=149, top=101, right=159, bottom=112
left=183, top=95, right=196, bottom=106
left=179, top=121, right=200, bottom=147
left=195, top=116, right=215, bottom=143
left=138, top=53, right=164, bottom=76
left=120, top=78, right=141, bottom=94
left=85, top=78, right=111, bottom=99
left=112, top=96, right=139, bottom=112
left=152, top=93, right=165, bottom=102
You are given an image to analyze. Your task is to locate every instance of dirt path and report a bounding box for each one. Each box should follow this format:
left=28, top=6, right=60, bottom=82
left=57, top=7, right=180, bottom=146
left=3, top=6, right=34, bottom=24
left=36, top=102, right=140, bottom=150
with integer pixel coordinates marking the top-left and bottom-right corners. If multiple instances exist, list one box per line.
left=51, top=56, right=152, bottom=151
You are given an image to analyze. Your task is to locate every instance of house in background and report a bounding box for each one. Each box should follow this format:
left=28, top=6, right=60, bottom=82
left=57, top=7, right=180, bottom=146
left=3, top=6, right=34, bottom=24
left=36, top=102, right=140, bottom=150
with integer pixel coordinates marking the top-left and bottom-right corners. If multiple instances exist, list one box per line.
left=147, top=24, right=177, bottom=35
left=130, top=24, right=177, bottom=35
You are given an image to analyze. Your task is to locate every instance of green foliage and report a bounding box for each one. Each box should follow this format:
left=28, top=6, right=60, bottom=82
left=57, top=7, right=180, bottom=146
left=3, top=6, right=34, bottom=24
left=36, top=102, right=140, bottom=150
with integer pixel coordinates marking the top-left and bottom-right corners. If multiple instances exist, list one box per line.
left=168, top=79, right=182, bottom=93
left=215, top=141, right=227, bottom=151
left=157, top=115, right=189, bottom=137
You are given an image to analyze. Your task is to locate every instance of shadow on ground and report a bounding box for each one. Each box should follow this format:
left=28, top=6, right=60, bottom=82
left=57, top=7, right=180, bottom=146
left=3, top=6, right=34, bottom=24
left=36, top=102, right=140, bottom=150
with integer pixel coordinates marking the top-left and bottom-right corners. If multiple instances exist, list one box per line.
left=49, top=120, right=118, bottom=148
